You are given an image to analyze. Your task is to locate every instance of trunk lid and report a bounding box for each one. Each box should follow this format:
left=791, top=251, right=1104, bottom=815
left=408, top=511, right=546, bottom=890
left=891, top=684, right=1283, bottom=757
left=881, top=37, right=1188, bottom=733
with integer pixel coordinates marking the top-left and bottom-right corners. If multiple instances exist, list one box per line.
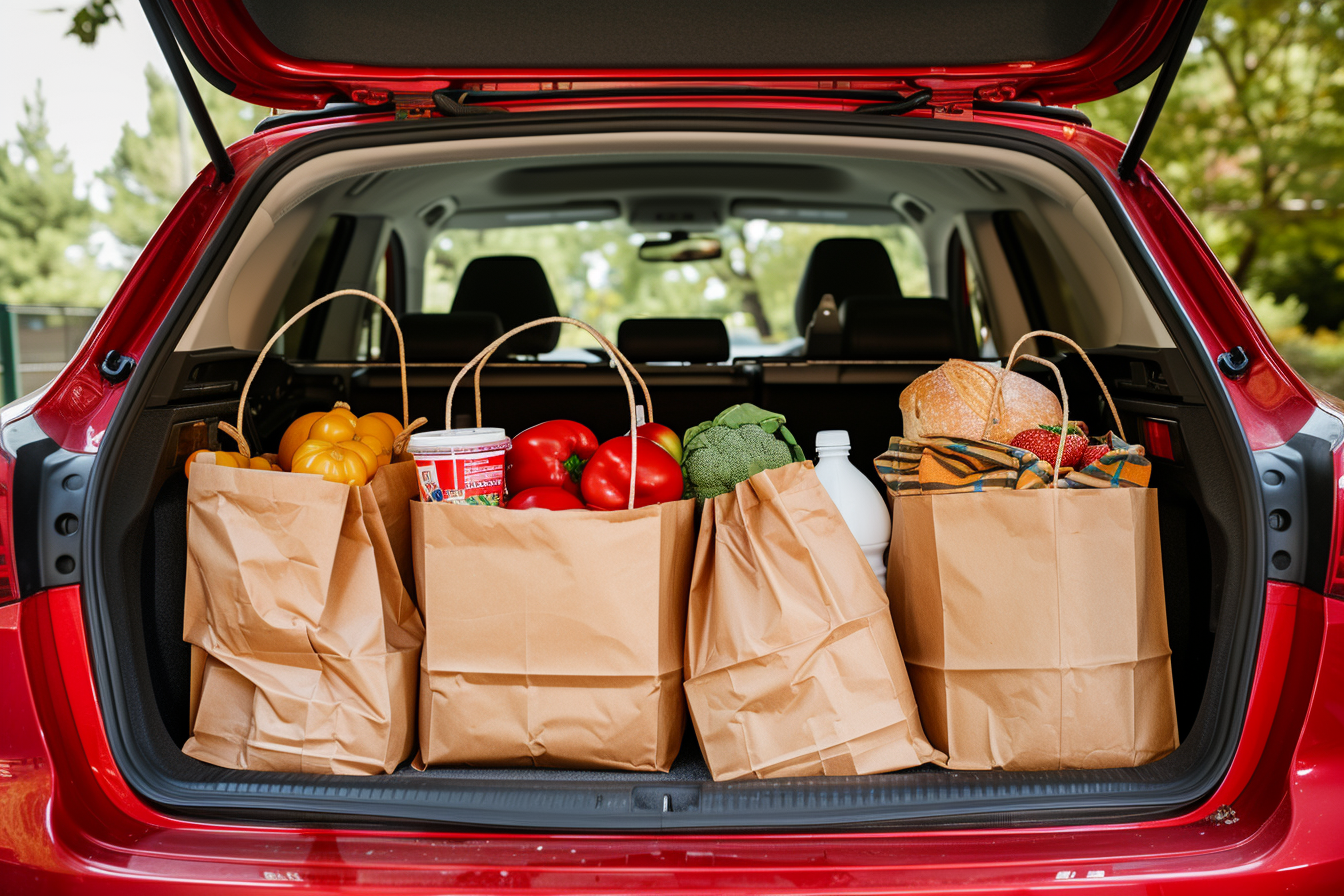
left=164, top=0, right=1190, bottom=109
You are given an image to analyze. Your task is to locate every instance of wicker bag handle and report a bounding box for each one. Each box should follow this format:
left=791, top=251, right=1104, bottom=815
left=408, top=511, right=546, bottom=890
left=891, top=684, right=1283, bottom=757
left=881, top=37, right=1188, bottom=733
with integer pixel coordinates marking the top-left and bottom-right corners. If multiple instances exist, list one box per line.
left=218, top=289, right=426, bottom=459
left=445, top=317, right=652, bottom=510
left=981, top=329, right=1125, bottom=482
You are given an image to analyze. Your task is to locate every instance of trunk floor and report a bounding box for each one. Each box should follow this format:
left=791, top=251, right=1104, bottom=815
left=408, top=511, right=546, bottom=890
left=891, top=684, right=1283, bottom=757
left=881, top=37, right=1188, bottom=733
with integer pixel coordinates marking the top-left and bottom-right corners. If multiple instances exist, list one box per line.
left=392, top=729, right=947, bottom=782
left=394, top=728, right=713, bottom=782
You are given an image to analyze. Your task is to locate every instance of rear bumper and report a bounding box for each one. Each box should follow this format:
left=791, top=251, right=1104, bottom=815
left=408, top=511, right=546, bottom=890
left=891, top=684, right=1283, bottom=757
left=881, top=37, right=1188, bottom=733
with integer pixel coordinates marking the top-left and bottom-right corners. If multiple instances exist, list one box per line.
left=3, top=583, right=1342, bottom=894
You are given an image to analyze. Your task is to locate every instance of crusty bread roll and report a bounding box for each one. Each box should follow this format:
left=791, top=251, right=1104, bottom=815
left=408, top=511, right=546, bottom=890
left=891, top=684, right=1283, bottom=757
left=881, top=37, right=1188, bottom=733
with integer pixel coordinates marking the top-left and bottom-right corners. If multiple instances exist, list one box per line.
left=900, top=359, right=1063, bottom=443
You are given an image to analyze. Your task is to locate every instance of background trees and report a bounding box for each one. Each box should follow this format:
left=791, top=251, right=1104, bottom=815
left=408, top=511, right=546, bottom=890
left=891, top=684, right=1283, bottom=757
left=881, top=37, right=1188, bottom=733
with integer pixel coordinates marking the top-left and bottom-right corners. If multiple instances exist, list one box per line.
left=0, top=88, right=119, bottom=306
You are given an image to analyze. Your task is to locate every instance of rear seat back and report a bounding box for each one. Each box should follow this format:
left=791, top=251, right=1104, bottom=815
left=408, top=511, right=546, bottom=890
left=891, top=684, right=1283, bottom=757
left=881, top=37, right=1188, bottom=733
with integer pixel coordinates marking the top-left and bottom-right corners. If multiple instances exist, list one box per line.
left=617, top=318, right=731, bottom=363
left=451, top=255, right=561, bottom=355
left=794, top=237, right=902, bottom=336
left=399, top=311, right=503, bottom=362
left=840, top=296, right=963, bottom=360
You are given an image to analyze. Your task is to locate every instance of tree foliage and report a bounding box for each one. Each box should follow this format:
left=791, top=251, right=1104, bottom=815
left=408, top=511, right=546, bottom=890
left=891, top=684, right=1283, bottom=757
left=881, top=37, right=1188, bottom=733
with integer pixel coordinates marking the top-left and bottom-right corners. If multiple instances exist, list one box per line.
left=61, top=0, right=121, bottom=45
left=1087, top=0, right=1344, bottom=328
left=0, top=88, right=119, bottom=306
left=98, top=67, right=263, bottom=260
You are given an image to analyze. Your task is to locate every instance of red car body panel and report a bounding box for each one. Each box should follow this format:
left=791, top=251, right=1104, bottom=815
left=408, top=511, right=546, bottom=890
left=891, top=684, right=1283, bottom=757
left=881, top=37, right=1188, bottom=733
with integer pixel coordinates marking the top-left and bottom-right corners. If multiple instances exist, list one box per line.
left=167, top=0, right=1187, bottom=110
left=3, top=93, right=1341, bottom=891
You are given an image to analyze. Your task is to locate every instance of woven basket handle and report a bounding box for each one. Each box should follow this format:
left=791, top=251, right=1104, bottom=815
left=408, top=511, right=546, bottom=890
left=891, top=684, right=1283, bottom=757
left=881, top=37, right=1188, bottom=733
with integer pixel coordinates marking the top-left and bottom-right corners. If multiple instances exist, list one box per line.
left=218, top=289, right=425, bottom=459
left=445, top=317, right=650, bottom=510
left=983, top=329, right=1128, bottom=445
left=981, top=329, right=1125, bottom=483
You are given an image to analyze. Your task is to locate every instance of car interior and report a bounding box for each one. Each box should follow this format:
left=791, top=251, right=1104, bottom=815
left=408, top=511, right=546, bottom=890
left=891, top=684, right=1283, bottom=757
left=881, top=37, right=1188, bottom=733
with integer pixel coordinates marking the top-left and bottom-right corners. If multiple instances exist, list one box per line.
left=94, top=128, right=1252, bottom=828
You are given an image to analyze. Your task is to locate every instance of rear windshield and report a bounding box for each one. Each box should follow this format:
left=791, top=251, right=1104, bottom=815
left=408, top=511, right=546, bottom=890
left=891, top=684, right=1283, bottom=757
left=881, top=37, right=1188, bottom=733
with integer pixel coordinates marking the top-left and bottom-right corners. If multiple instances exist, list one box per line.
left=423, top=219, right=929, bottom=356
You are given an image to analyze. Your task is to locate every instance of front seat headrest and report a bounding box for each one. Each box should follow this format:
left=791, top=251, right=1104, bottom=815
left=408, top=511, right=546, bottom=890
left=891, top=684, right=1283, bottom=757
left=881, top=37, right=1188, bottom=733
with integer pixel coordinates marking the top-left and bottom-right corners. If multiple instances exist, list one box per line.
left=617, top=318, right=731, bottom=363
left=840, top=296, right=959, bottom=360
left=451, top=255, right=560, bottom=355
left=794, top=238, right=902, bottom=335
left=398, top=311, right=504, bottom=362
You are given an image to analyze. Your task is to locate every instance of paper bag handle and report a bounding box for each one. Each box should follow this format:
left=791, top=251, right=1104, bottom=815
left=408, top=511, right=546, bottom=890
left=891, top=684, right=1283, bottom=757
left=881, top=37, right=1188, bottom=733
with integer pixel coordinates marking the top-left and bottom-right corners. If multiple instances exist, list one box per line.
left=219, top=289, right=426, bottom=459
left=445, top=316, right=651, bottom=510
left=982, top=329, right=1126, bottom=481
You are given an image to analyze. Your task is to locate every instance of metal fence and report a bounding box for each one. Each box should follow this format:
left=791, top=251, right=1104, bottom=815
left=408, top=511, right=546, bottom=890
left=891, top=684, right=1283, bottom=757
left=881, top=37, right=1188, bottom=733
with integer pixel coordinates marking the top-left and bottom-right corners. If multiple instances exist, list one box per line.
left=0, top=304, right=101, bottom=404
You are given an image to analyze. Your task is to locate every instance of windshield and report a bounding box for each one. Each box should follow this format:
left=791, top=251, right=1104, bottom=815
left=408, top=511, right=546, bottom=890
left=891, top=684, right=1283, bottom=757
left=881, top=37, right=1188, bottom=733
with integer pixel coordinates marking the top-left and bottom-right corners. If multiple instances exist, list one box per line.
left=423, top=219, right=929, bottom=358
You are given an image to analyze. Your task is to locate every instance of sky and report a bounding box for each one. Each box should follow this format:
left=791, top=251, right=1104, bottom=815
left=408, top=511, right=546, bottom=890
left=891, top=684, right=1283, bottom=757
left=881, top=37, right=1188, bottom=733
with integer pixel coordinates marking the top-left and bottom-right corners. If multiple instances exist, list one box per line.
left=2, top=3, right=171, bottom=189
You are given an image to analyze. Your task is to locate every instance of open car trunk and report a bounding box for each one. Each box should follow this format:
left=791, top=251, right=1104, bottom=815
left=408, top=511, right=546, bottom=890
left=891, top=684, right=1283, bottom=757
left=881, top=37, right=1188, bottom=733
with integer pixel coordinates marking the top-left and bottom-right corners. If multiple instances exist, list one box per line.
left=83, top=110, right=1264, bottom=830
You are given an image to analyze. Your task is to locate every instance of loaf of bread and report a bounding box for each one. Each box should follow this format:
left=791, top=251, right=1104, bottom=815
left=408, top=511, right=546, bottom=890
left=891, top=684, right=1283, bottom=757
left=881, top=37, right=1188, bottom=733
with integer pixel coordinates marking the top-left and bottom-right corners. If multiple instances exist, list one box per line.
left=900, top=359, right=1063, bottom=443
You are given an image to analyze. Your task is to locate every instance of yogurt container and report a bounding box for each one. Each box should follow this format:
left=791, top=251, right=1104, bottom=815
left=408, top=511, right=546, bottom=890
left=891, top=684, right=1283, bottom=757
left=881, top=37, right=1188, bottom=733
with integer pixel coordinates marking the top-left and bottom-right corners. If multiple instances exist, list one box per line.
left=408, top=428, right=510, bottom=505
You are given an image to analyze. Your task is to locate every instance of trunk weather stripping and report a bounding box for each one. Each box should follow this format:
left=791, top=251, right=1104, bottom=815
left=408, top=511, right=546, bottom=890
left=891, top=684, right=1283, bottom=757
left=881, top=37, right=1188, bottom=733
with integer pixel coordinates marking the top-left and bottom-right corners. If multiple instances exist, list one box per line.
left=1118, top=0, right=1207, bottom=181
left=140, top=0, right=234, bottom=184
left=428, top=85, right=937, bottom=115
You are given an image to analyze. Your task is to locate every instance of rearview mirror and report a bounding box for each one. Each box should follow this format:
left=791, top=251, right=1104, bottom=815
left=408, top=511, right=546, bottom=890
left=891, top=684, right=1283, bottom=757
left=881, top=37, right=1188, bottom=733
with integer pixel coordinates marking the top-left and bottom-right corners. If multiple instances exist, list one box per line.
left=638, top=231, right=722, bottom=262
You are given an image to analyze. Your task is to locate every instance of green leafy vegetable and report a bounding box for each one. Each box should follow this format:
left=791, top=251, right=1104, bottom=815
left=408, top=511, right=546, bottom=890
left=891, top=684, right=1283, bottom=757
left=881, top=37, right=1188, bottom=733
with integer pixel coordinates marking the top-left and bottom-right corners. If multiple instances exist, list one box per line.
left=680, top=403, right=804, bottom=501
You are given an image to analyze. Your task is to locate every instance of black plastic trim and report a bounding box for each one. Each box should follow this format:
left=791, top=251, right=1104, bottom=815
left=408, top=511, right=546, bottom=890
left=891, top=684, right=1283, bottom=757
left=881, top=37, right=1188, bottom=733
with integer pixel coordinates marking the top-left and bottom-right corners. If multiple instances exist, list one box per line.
left=85, top=107, right=1266, bottom=832
left=990, top=210, right=1054, bottom=353
left=972, top=101, right=1091, bottom=127
left=255, top=103, right=396, bottom=134
left=1253, top=409, right=1344, bottom=594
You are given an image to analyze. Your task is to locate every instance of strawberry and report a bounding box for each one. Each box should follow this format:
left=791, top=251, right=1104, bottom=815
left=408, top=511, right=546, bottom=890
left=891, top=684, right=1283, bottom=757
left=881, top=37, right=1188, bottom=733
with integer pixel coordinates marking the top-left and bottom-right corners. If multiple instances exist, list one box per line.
left=1078, top=444, right=1110, bottom=469
left=1009, top=424, right=1088, bottom=468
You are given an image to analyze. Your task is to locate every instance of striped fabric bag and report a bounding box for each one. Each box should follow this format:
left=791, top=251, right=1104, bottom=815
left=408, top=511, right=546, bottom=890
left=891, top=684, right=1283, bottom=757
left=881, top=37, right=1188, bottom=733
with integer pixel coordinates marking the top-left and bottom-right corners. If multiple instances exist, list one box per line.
left=875, top=432, right=1150, bottom=497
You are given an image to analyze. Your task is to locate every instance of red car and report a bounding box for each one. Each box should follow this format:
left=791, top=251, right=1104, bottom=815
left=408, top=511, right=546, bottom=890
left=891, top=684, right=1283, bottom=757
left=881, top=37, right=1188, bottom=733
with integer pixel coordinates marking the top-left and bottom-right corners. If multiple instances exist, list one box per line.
left=3, top=0, right=1342, bottom=891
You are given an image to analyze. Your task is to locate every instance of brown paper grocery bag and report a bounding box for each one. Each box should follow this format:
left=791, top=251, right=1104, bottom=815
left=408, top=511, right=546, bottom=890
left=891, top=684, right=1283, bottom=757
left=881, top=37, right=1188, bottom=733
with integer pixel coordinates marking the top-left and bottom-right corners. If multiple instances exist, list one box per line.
left=182, top=289, right=426, bottom=775
left=884, top=330, right=1178, bottom=770
left=413, top=497, right=694, bottom=770
left=683, top=461, right=943, bottom=780
left=414, top=316, right=694, bottom=771
left=889, top=487, right=1176, bottom=770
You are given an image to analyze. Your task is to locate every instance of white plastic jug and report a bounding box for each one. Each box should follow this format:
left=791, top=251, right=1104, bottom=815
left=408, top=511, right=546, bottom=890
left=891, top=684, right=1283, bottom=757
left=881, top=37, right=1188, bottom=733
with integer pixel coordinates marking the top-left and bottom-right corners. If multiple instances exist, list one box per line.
left=813, top=430, right=892, bottom=587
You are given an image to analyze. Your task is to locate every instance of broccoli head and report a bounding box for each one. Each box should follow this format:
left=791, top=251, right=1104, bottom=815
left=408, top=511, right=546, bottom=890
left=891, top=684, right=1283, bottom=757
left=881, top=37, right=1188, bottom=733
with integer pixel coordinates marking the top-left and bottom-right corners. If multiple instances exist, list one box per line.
left=681, top=404, right=805, bottom=501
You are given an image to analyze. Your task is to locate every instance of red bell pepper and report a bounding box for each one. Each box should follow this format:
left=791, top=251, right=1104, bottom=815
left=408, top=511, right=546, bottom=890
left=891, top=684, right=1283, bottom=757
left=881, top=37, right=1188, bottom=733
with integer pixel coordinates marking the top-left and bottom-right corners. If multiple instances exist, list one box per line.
left=505, top=420, right=600, bottom=497
left=506, top=487, right=587, bottom=510
left=580, top=435, right=685, bottom=510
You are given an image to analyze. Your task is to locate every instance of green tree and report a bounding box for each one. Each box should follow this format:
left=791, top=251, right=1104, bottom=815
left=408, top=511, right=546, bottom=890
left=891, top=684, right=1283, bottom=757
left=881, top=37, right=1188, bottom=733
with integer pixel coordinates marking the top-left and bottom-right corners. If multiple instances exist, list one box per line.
left=0, top=87, right=120, bottom=306
left=60, top=0, right=121, bottom=45
left=1087, top=0, right=1344, bottom=327
left=98, top=67, right=264, bottom=261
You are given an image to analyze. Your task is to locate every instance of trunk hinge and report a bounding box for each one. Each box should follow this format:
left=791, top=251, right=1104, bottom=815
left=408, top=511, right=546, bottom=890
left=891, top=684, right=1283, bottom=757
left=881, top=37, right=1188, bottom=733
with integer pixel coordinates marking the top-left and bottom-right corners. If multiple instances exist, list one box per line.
left=930, top=87, right=977, bottom=120
left=1118, top=0, right=1208, bottom=181
left=139, top=0, right=234, bottom=186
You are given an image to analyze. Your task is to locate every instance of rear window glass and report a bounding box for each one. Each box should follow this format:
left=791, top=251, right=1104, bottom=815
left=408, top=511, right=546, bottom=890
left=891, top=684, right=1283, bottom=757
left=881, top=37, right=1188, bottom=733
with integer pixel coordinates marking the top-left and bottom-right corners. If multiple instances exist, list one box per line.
left=423, top=220, right=929, bottom=354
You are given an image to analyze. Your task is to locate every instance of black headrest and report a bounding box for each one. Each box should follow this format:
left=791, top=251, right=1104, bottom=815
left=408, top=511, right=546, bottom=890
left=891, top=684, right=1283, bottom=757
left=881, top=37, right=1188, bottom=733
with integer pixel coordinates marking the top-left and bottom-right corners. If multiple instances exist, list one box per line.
left=617, top=318, right=731, bottom=363
left=794, top=238, right=902, bottom=334
left=398, top=311, right=504, bottom=362
left=451, top=255, right=560, bottom=355
left=840, top=296, right=958, bottom=360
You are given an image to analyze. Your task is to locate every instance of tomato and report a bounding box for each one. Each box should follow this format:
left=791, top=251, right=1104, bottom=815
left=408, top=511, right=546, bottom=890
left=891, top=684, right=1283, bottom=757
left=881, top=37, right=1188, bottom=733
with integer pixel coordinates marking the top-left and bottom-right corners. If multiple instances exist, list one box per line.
left=277, top=404, right=402, bottom=470
left=290, top=440, right=373, bottom=486
left=307, top=412, right=357, bottom=444
left=635, top=422, right=683, bottom=463
left=184, top=449, right=280, bottom=478
left=580, top=435, right=684, bottom=510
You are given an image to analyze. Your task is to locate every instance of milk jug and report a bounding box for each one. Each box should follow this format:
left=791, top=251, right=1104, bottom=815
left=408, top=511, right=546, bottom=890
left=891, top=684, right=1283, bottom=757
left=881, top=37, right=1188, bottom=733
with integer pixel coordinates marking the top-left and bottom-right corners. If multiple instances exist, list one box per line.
left=813, top=430, right=891, bottom=587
